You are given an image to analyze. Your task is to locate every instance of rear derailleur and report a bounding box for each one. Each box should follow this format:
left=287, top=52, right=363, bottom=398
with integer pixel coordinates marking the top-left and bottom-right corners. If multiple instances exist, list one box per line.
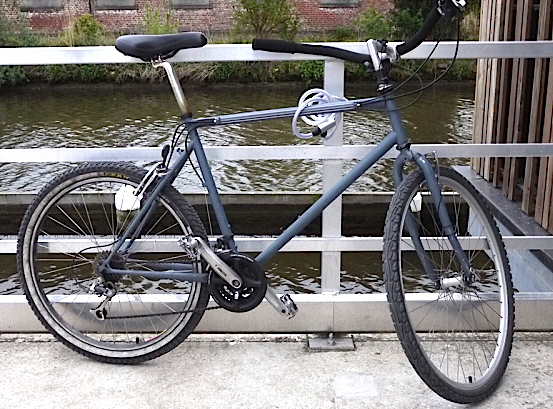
left=88, top=278, right=117, bottom=320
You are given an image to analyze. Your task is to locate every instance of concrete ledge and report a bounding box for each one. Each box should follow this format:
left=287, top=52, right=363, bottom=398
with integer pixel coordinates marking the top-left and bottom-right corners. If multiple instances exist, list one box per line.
left=456, top=166, right=553, bottom=293
left=2, top=292, right=551, bottom=332
left=457, top=166, right=553, bottom=270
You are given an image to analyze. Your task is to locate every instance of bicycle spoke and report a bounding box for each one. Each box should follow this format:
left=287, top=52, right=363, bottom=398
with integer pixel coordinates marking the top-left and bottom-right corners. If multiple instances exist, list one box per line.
left=19, top=163, right=209, bottom=363
left=385, top=167, right=513, bottom=402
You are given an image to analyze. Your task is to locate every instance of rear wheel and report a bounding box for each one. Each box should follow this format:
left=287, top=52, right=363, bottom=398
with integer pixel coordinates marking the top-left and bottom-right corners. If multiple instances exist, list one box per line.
left=18, top=162, right=210, bottom=364
left=383, top=166, right=514, bottom=403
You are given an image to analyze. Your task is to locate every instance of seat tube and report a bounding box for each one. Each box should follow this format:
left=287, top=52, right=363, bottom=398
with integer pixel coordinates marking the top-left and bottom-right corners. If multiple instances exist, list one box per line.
left=188, top=129, right=237, bottom=251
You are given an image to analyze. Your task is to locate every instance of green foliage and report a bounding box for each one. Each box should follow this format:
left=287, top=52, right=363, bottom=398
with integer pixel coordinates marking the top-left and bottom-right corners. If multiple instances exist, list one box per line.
left=390, top=0, right=480, bottom=41
left=140, top=2, right=178, bottom=35
left=0, top=66, right=28, bottom=86
left=233, top=0, right=298, bottom=40
left=0, top=0, right=37, bottom=46
left=231, top=0, right=299, bottom=80
left=391, top=7, right=426, bottom=40
left=74, top=14, right=105, bottom=45
left=66, top=14, right=106, bottom=46
left=330, top=26, right=358, bottom=42
left=40, top=64, right=113, bottom=83
left=355, top=6, right=392, bottom=40
left=448, top=59, right=477, bottom=80
left=300, top=60, right=324, bottom=83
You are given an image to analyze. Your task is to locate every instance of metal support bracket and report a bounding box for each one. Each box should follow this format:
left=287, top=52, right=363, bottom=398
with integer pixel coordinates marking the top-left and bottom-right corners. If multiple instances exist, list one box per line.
left=308, top=333, right=355, bottom=351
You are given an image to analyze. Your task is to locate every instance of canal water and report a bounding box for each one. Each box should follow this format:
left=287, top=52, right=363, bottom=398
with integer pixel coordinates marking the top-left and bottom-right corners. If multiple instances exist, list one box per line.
left=0, top=81, right=475, bottom=294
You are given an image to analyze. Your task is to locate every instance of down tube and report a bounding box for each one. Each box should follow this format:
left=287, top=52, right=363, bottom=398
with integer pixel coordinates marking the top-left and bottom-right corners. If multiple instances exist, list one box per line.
left=256, top=131, right=398, bottom=266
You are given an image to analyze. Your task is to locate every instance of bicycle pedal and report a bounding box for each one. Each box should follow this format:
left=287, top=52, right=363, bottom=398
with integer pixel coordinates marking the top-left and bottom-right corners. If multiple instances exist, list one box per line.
left=280, top=294, right=298, bottom=319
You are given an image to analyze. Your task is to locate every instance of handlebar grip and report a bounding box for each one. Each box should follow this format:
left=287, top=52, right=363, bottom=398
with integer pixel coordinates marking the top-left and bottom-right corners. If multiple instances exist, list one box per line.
left=396, top=6, right=442, bottom=56
left=252, top=38, right=298, bottom=53
left=252, top=38, right=370, bottom=65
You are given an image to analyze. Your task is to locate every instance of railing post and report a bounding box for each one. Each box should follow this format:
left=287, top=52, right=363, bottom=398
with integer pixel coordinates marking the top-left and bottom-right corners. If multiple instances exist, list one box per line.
left=321, top=60, right=345, bottom=295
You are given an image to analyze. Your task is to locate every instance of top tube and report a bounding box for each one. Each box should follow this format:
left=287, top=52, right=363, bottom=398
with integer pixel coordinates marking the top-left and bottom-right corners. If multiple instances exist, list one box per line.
left=185, top=96, right=389, bottom=129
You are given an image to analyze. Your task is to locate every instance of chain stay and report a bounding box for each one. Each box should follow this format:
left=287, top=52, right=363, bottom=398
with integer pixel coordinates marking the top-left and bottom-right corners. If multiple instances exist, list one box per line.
left=104, top=305, right=221, bottom=320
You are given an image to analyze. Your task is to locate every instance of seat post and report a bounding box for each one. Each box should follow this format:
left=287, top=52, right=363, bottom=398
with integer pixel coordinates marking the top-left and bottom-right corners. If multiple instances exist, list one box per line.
left=153, top=60, right=192, bottom=118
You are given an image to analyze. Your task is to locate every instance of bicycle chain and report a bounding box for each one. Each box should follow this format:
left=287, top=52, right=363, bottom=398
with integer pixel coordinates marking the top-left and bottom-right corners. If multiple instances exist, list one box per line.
left=104, top=305, right=221, bottom=320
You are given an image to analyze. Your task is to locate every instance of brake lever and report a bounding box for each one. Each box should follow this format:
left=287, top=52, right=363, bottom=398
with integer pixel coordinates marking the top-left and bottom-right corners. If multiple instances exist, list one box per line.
left=439, top=0, right=466, bottom=15
left=451, top=0, right=467, bottom=11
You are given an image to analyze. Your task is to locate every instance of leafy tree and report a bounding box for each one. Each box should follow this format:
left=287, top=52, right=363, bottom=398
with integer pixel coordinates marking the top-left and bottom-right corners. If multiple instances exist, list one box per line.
left=233, top=0, right=299, bottom=40
left=392, top=0, right=435, bottom=40
left=355, top=6, right=392, bottom=40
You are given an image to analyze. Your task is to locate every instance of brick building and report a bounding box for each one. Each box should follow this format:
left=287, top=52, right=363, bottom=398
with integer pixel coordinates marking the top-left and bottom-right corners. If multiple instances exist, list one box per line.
left=1, top=0, right=392, bottom=35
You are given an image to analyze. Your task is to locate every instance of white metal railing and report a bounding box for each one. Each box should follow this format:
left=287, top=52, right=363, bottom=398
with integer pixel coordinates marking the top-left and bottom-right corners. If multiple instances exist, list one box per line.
left=2, top=41, right=553, bottom=331
left=2, top=41, right=553, bottom=65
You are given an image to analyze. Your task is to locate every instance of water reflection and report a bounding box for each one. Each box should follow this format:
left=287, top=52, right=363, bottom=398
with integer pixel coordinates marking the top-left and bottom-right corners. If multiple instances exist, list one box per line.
left=0, top=82, right=474, bottom=294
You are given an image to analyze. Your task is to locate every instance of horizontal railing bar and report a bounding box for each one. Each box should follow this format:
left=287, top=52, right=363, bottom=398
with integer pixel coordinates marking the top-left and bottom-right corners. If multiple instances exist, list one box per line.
left=0, top=143, right=552, bottom=163
left=0, top=235, right=551, bottom=254
left=0, top=292, right=551, bottom=332
left=1, top=42, right=553, bottom=66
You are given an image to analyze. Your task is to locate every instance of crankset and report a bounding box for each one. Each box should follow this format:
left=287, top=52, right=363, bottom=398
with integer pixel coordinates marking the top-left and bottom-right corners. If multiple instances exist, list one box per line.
left=208, top=252, right=267, bottom=313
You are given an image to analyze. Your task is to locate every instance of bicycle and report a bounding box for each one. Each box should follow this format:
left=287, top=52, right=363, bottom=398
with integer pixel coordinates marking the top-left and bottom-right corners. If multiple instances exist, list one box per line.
left=17, top=0, right=514, bottom=404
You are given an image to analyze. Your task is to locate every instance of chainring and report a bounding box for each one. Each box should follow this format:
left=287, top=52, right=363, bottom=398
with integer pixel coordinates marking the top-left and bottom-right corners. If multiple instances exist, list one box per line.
left=208, top=252, right=267, bottom=313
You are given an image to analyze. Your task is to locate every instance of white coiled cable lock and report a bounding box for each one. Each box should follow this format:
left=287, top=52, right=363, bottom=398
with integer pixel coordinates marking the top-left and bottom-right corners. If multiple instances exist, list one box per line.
left=292, top=88, right=347, bottom=139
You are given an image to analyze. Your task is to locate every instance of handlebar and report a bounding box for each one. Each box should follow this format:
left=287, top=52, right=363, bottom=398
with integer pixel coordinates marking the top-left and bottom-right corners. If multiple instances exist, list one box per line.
left=252, top=39, right=371, bottom=65
left=252, top=0, right=464, bottom=63
left=396, top=6, right=442, bottom=56
left=396, top=0, right=465, bottom=56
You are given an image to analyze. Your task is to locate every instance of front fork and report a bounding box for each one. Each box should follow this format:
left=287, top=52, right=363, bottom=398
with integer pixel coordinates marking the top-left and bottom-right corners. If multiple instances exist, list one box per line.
left=393, top=148, right=474, bottom=287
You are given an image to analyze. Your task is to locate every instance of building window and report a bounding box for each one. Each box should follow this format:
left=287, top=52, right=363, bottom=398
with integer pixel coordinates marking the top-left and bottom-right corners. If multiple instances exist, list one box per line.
left=95, top=0, right=136, bottom=10
left=20, top=0, right=63, bottom=11
left=319, top=0, right=360, bottom=7
left=171, top=0, right=211, bottom=9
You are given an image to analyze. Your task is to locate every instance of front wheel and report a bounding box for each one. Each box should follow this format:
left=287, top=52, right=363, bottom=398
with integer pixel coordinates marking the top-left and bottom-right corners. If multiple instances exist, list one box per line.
left=17, top=162, right=210, bottom=364
left=383, top=166, right=514, bottom=403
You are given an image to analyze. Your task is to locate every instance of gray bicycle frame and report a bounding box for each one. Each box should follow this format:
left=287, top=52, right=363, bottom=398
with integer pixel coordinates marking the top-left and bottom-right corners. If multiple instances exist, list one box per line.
left=103, top=91, right=472, bottom=285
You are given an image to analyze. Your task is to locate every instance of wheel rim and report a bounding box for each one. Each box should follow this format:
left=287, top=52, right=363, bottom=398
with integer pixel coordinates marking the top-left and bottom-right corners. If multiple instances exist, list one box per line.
left=22, top=171, right=204, bottom=357
left=397, top=173, right=511, bottom=390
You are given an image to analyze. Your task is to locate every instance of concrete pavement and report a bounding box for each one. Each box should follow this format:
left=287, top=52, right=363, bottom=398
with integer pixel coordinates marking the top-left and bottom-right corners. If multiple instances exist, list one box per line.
left=0, top=332, right=552, bottom=409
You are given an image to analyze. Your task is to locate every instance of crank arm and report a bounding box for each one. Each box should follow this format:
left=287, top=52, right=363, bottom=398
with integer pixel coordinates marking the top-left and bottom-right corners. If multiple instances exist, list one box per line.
left=265, top=287, right=298, bottom=319
left=179, top=236, right=243, bottom=289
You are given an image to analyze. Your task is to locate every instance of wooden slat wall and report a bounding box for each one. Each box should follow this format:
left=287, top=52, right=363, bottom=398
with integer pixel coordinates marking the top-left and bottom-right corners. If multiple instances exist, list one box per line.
left=473, top=0, right=553, bottom=233
left=502, top=0, right=534, bottom=200
left=524, top=0, right=552, bottom=215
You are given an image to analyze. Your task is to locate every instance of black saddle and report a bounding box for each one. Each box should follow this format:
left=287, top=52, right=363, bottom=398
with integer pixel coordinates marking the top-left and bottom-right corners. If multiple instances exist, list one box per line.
left=115, top=32, right=207, bottom=61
